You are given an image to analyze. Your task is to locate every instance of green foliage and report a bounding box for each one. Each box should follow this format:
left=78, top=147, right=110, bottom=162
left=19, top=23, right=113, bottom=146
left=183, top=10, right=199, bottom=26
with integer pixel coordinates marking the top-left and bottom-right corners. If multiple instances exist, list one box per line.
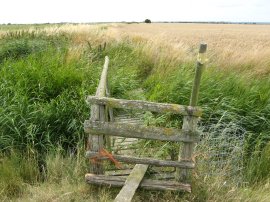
left=0, top=152, right=39, bottom=198
left=245, top=142, right=270, bottom=183
left=0, top=35, right=144, bottom=155
left=0, top=31, right=69, bottom=62
left=144, top=19, right=152, bottom=23
left=0, top=33, right=91, bottom=153
left=143, top=62, right=270, bottom=154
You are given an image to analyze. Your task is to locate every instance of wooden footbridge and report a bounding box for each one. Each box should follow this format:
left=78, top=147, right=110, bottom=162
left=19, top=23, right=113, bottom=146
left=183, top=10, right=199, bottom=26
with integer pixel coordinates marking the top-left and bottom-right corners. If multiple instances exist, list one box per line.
left=84, top=43, right=207, bottom=201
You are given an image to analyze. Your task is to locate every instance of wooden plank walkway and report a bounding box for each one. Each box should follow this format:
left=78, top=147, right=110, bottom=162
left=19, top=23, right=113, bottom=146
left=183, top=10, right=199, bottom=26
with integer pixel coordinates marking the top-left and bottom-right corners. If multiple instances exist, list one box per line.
left=111, top=113, right=143, bottom=155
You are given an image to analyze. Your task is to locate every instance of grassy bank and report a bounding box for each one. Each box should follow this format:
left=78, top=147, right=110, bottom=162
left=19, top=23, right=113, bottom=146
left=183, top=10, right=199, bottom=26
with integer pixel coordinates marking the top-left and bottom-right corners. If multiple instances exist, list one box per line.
left=0, top=24, right=269, bottom=201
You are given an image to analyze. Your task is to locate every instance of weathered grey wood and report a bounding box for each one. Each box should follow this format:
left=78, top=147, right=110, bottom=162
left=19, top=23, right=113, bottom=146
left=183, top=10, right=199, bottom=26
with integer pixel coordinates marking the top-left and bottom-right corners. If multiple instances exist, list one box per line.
left=84, top=121, right=199, bottom=143
left=190, top=43, right=207, bottom=106
left=87, top=96, right=202, bottom=117
left=86, top=151, right=195, bottom=169
left=106, top=169, right=132, bottom=176
left=105, top=81, right=114, bottom=122
left=105, top=78, right=114, bottom=151
left=106, top=169, right=174, bottom=179
left=96, top=56, right=110, bottom=97
left=176, top=44, right=207, bottom=182
left=85, top=174, right=191, bottom=192
left=151, top=173, right=175, bottom=180
left=176, top=116, right=198, bottom=181
left=114, top=164, right=149, bottom=202
left=87, top=56, right=109, bottom=174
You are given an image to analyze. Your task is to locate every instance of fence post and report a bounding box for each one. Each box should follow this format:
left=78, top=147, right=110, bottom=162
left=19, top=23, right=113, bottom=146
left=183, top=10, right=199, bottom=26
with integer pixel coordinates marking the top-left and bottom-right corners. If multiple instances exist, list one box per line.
left=105, top=77, right=114, bottom=151
left=176, top=43, right=207, bottom=182
left=87, top=56, right=109, bottom=174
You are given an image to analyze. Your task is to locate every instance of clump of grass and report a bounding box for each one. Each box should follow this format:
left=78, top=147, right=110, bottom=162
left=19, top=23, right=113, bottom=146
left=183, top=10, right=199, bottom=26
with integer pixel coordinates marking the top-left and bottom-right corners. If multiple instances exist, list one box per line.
left=0, top=152, right=39, bottom=198
left=245, top=142, right=270, bottom=184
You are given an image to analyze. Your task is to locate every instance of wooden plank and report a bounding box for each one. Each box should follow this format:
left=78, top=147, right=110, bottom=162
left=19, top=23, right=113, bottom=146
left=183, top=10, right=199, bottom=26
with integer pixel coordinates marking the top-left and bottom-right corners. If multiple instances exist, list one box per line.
left=114, top=164, right=149, bottom=202
left=176, top=44, right=207, bottom=182
left=86, top=151, right=195, bottom=169
left=84, top=121, right=199, bottom=143
left=85, top=174, right=191, bottom=192
left=106, top=169, right=174, bottom=179
left=106, top=169, right=132, bottom=176
left=87, top=96, right=202, bottom=117
left=87, top=56, right=110, bottom=174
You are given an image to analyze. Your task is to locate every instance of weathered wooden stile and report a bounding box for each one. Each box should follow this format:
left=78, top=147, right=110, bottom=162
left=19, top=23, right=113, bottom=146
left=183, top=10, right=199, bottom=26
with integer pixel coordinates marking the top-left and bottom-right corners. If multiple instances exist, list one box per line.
left=84, top=44, right=207, bottom=201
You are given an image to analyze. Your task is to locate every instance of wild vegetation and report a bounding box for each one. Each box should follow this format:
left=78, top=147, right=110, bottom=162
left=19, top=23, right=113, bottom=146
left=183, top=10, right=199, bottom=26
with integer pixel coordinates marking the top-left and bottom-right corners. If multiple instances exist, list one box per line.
left=0, top=23, right=269, bottom=201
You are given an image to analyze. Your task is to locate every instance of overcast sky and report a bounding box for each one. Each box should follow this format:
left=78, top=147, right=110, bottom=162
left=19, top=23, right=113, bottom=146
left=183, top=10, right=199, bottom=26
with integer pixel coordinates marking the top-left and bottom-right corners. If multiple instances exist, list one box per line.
left=0, top=0, right=269, bottom=24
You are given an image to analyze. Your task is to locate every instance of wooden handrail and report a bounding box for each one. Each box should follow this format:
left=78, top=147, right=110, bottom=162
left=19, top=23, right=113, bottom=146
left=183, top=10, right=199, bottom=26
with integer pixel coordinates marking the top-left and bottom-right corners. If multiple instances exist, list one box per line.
left=87, top=96, right=202, bottom=117
left=88, top=56, right=110, bottom=174
left=84, top=120, right=199, bottom=142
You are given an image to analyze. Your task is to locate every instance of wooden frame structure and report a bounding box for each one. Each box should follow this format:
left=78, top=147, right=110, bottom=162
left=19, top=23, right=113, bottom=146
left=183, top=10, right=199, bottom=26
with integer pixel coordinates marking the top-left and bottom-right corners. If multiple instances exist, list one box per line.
left=84, top=44, right=207, bottom=201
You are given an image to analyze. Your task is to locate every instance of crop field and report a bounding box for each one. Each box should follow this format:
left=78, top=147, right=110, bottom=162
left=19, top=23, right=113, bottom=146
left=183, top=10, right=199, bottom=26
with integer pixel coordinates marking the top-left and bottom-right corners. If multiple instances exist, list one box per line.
left=0, top=23, right=269, bottom=201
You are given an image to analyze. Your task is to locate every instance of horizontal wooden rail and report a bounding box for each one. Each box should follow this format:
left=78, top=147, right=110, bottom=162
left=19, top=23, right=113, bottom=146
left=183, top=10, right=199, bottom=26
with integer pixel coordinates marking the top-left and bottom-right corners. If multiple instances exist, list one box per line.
left=85, top=174, right=191, bottom=192
left=84, top=121, right=199, bottom=142
left=86, top=151, right=195, bottom=169
left=87, top=96, right=202, bottom=117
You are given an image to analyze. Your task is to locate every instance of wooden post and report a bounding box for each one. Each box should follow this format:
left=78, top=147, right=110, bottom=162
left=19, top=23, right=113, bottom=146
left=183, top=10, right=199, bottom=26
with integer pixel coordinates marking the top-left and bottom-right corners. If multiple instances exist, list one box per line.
left=105, top=77, right=113, bottom=151
left=176, top=43, right=207, bottom=182
left=88, top=56, right=109, bottom=174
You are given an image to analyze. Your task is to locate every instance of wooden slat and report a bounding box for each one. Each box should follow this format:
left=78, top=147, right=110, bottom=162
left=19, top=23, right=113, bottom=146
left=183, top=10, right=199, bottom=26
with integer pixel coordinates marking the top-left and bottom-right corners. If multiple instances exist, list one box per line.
left=87, top=96, right=202, bottom=117
left=114, top=164, right=149, bottom=202
left=106, top=169, right=132, bottom=176
left=85, top=174, right=191, bottom=192
left=87, top=56, right=110, bottom=174
left=86, top=151, right=195, bottom=169
left=84, top=121, right=199, bottom=143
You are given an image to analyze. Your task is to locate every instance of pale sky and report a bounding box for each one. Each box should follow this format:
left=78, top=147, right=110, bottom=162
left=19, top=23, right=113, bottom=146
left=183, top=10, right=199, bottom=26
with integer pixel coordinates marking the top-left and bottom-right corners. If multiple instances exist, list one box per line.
left=0, top=0, right=269, bottom=24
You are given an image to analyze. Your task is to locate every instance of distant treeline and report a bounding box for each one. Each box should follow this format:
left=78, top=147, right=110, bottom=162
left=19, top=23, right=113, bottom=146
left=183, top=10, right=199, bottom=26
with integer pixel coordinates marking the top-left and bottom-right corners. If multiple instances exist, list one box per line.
left=1, top=21, right=270, bottom=25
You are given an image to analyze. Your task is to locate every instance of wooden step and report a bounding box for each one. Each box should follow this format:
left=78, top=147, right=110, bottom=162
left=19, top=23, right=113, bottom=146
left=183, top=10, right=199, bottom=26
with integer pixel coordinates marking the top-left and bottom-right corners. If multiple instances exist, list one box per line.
left=114, top=164, right=149, bottom=202
left=85, top=173, right=191, bottom=192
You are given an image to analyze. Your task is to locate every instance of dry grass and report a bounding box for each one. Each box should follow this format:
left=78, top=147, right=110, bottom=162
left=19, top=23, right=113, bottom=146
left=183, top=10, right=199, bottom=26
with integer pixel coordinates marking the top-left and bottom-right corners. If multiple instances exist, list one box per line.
left=107, top=23, right=270, bottom=77
left=3, top=23, right=270, bottom=77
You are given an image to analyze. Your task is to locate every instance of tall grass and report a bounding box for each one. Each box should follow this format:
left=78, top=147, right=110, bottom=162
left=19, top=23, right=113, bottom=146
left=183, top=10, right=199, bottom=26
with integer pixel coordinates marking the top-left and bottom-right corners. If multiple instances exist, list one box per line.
left=0, top=25, right=269, bottom=201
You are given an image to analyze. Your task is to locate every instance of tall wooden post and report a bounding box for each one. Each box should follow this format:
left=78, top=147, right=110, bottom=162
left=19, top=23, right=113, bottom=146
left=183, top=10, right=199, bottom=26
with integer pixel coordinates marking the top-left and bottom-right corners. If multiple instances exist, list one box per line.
left=88, top=56, right=109, bottom=174
left=176, top=43, right=207, bottom=182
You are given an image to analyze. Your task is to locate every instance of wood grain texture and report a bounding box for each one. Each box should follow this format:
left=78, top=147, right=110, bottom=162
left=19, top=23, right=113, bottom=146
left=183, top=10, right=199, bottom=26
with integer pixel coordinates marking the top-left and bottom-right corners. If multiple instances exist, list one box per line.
left=176, top=44, right=207, bottom=182
left=114, top=164, right=149, bottom=202
left=84, top=120, right=199, bottom=142
left=87, top=56, right=110, bottom=174
left=86, top=151, right=195, bottom=168
left=87, top=96, right=202, bottom=117
left=85, top=174, right=191, bottom=192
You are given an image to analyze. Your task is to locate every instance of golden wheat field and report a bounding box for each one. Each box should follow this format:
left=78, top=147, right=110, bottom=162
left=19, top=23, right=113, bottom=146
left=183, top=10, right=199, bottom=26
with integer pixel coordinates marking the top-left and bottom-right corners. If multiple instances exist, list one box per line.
left=112, top=23, right=270, bottom=75
left=33, top=23, right=270, bottom=77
